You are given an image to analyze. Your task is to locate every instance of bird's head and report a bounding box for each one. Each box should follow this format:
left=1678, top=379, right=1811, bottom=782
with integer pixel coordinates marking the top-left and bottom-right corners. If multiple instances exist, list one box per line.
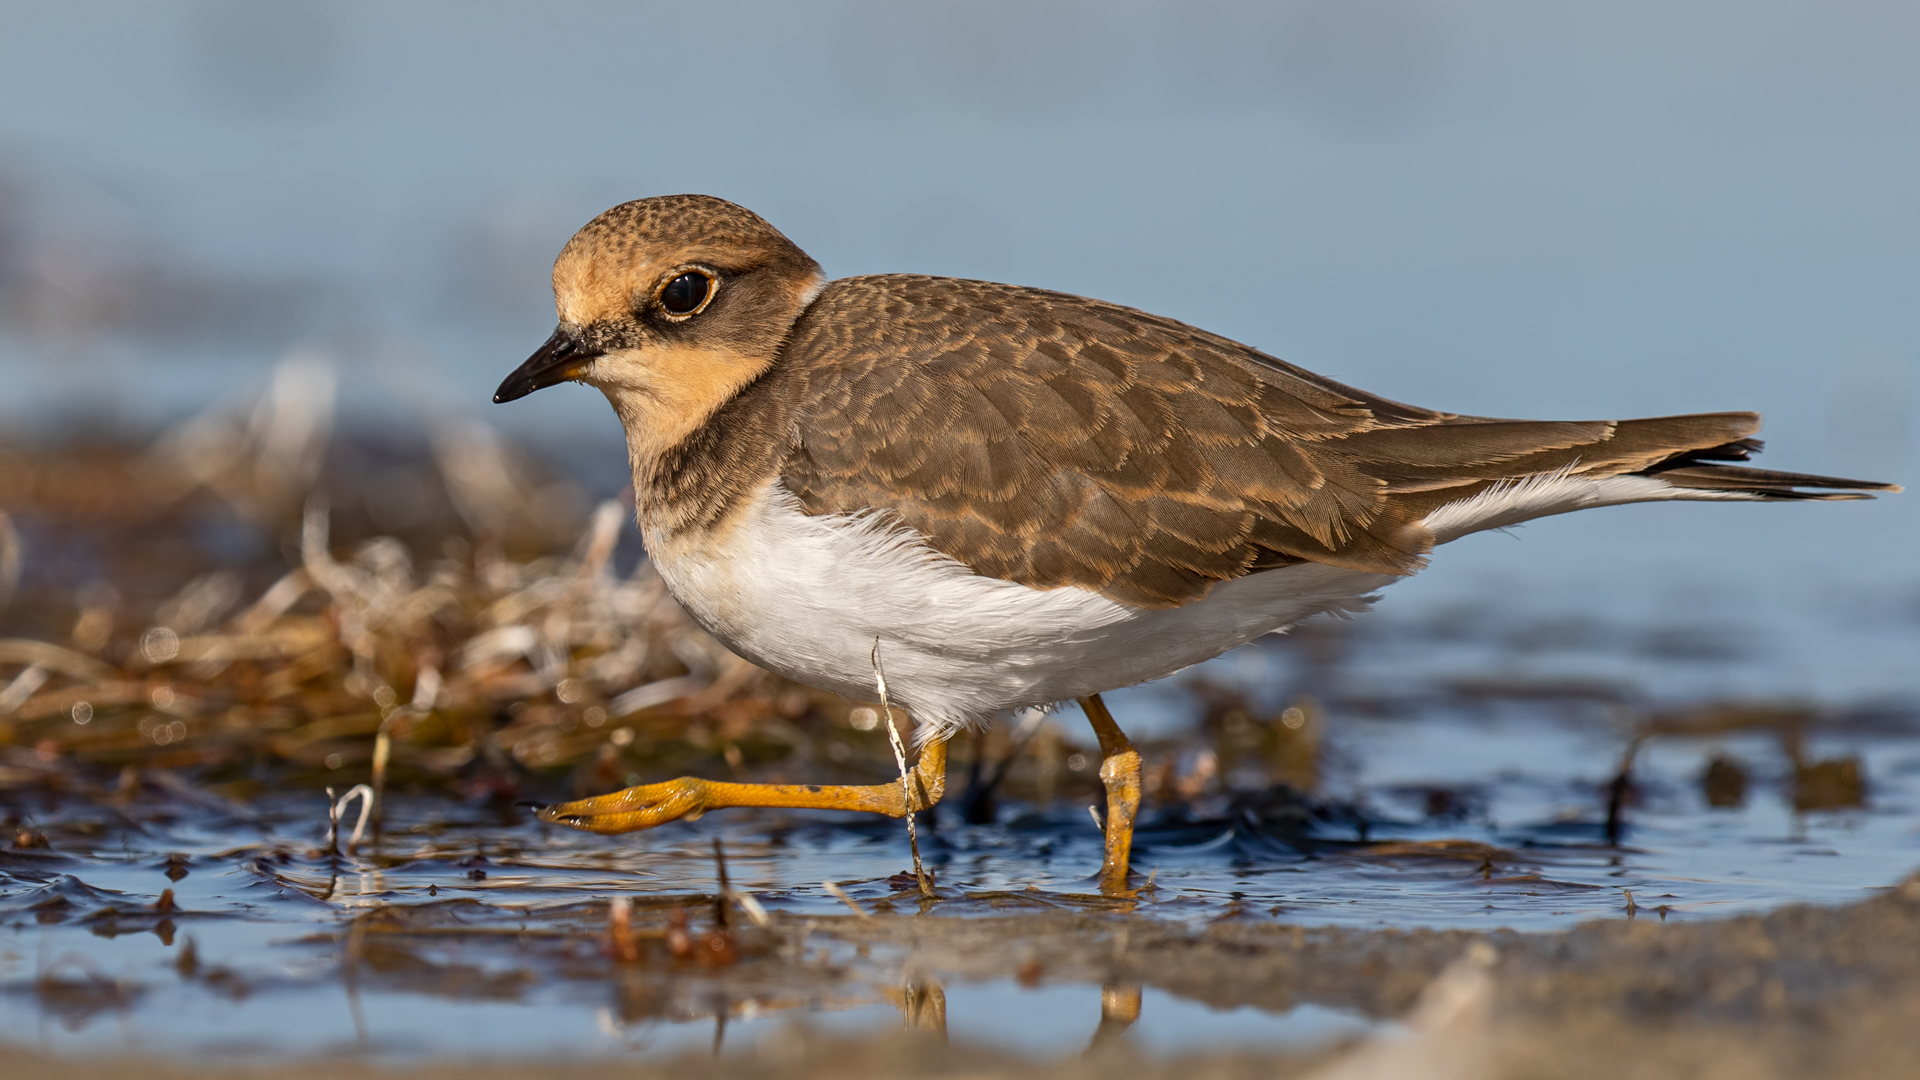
left=493, top=194, right=823, bottom=452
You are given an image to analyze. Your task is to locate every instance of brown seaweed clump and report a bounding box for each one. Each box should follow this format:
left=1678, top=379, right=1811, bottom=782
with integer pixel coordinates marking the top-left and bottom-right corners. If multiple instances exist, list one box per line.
left=0, top=360, right=878, bottom=813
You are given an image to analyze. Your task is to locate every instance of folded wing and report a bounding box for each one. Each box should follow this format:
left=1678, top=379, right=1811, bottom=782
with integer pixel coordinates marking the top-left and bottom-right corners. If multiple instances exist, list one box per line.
left=773, top=276, right=1897, bottom=608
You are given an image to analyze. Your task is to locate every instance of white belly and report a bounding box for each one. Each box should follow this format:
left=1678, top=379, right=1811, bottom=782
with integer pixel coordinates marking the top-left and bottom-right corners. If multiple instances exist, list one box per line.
left=644, top=482, right=1396, bottom=738
left=640, top=466, right=1755, bottom=738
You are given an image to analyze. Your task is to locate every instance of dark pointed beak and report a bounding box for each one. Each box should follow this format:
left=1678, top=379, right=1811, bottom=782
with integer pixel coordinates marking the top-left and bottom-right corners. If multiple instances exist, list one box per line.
left=493, top=328, right=603, bottom=403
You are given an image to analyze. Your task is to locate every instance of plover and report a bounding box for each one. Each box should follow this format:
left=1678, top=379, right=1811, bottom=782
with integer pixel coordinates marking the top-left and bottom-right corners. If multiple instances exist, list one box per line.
left=494, top=194, right=1897, bottom=892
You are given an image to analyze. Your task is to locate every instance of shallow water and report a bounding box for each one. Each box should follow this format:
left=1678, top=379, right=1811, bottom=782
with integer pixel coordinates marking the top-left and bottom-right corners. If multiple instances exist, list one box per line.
left=3, top=607, right=1916, bottom=1060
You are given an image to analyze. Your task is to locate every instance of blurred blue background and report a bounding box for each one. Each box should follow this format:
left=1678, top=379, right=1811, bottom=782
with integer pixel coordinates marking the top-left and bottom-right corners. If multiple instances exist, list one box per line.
left=1, top=0, right=1914, bottom=697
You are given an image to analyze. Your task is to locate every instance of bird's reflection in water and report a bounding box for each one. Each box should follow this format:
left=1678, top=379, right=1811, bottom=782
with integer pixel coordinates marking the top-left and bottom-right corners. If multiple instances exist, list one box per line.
left=592, top=973, right=1157, bottom=1057
left=1087, top=983, right=1143, bottom=1054
left=885, top=979, right=948, bottom=1039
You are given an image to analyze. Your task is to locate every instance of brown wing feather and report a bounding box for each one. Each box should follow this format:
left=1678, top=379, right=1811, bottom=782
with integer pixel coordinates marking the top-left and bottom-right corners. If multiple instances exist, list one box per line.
left=745, top=275, right=1894, bottom=609
left=775, top=277, right=1445, bottom=607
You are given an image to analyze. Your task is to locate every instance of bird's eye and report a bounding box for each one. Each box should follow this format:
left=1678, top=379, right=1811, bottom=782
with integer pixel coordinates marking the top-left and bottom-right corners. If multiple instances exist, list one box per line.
left=659, top=271, right=713, bottom=316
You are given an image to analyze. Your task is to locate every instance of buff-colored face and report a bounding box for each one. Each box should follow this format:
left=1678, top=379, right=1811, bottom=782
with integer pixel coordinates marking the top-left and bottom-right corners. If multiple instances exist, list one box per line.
left=494, top=195, right=823, bottom=458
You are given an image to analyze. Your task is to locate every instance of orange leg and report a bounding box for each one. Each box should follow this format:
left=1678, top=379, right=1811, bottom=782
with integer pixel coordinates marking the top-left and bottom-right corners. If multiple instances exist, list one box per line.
left=1079, top=694, right=1141, bottom=895
left=887, top=979, right=949, bottom=1039
left=537, top=738, right=947, bottom=833
left=1086, top=983, right=1143, bottom=1054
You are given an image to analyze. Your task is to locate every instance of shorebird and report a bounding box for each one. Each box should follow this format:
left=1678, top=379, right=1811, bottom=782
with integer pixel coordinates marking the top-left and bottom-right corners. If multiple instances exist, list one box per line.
left=494, top=194, right=1896, bottom=893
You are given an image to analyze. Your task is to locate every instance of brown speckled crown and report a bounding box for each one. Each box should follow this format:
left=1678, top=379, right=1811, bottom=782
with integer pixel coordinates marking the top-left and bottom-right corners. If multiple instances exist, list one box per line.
left=563, top=195, right=803, bottom=271
left=591, top=200, right=1898, bottom=609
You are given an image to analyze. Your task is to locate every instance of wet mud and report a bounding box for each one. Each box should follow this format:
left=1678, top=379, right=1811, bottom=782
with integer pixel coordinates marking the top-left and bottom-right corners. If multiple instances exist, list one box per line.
left=7, top=874, right=1920, bottom=1078
left=3, top=403, right=1917, bottom=1078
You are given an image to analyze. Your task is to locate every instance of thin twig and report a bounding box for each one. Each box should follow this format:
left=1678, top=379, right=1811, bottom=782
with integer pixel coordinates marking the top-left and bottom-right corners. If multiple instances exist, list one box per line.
left=0, top=510, right=20, bottom=616
left=370, top=730, right=391, bottom=836
left=733, top=889, right=772, bottom=929
left=1605, top=734, right=1644, bottom=846
left=0, top=640, right=116, bottom=681
left=712, top=838, right=731, bottom=931
left=823, top=881, right=872, bottom=920
left=332, top=784, right=374, bottom=855
left=0, top=664, right=49, bottom=716
left=369, top=665, right=437, bottom=838
left=872, top=638, right=931, bottom=898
